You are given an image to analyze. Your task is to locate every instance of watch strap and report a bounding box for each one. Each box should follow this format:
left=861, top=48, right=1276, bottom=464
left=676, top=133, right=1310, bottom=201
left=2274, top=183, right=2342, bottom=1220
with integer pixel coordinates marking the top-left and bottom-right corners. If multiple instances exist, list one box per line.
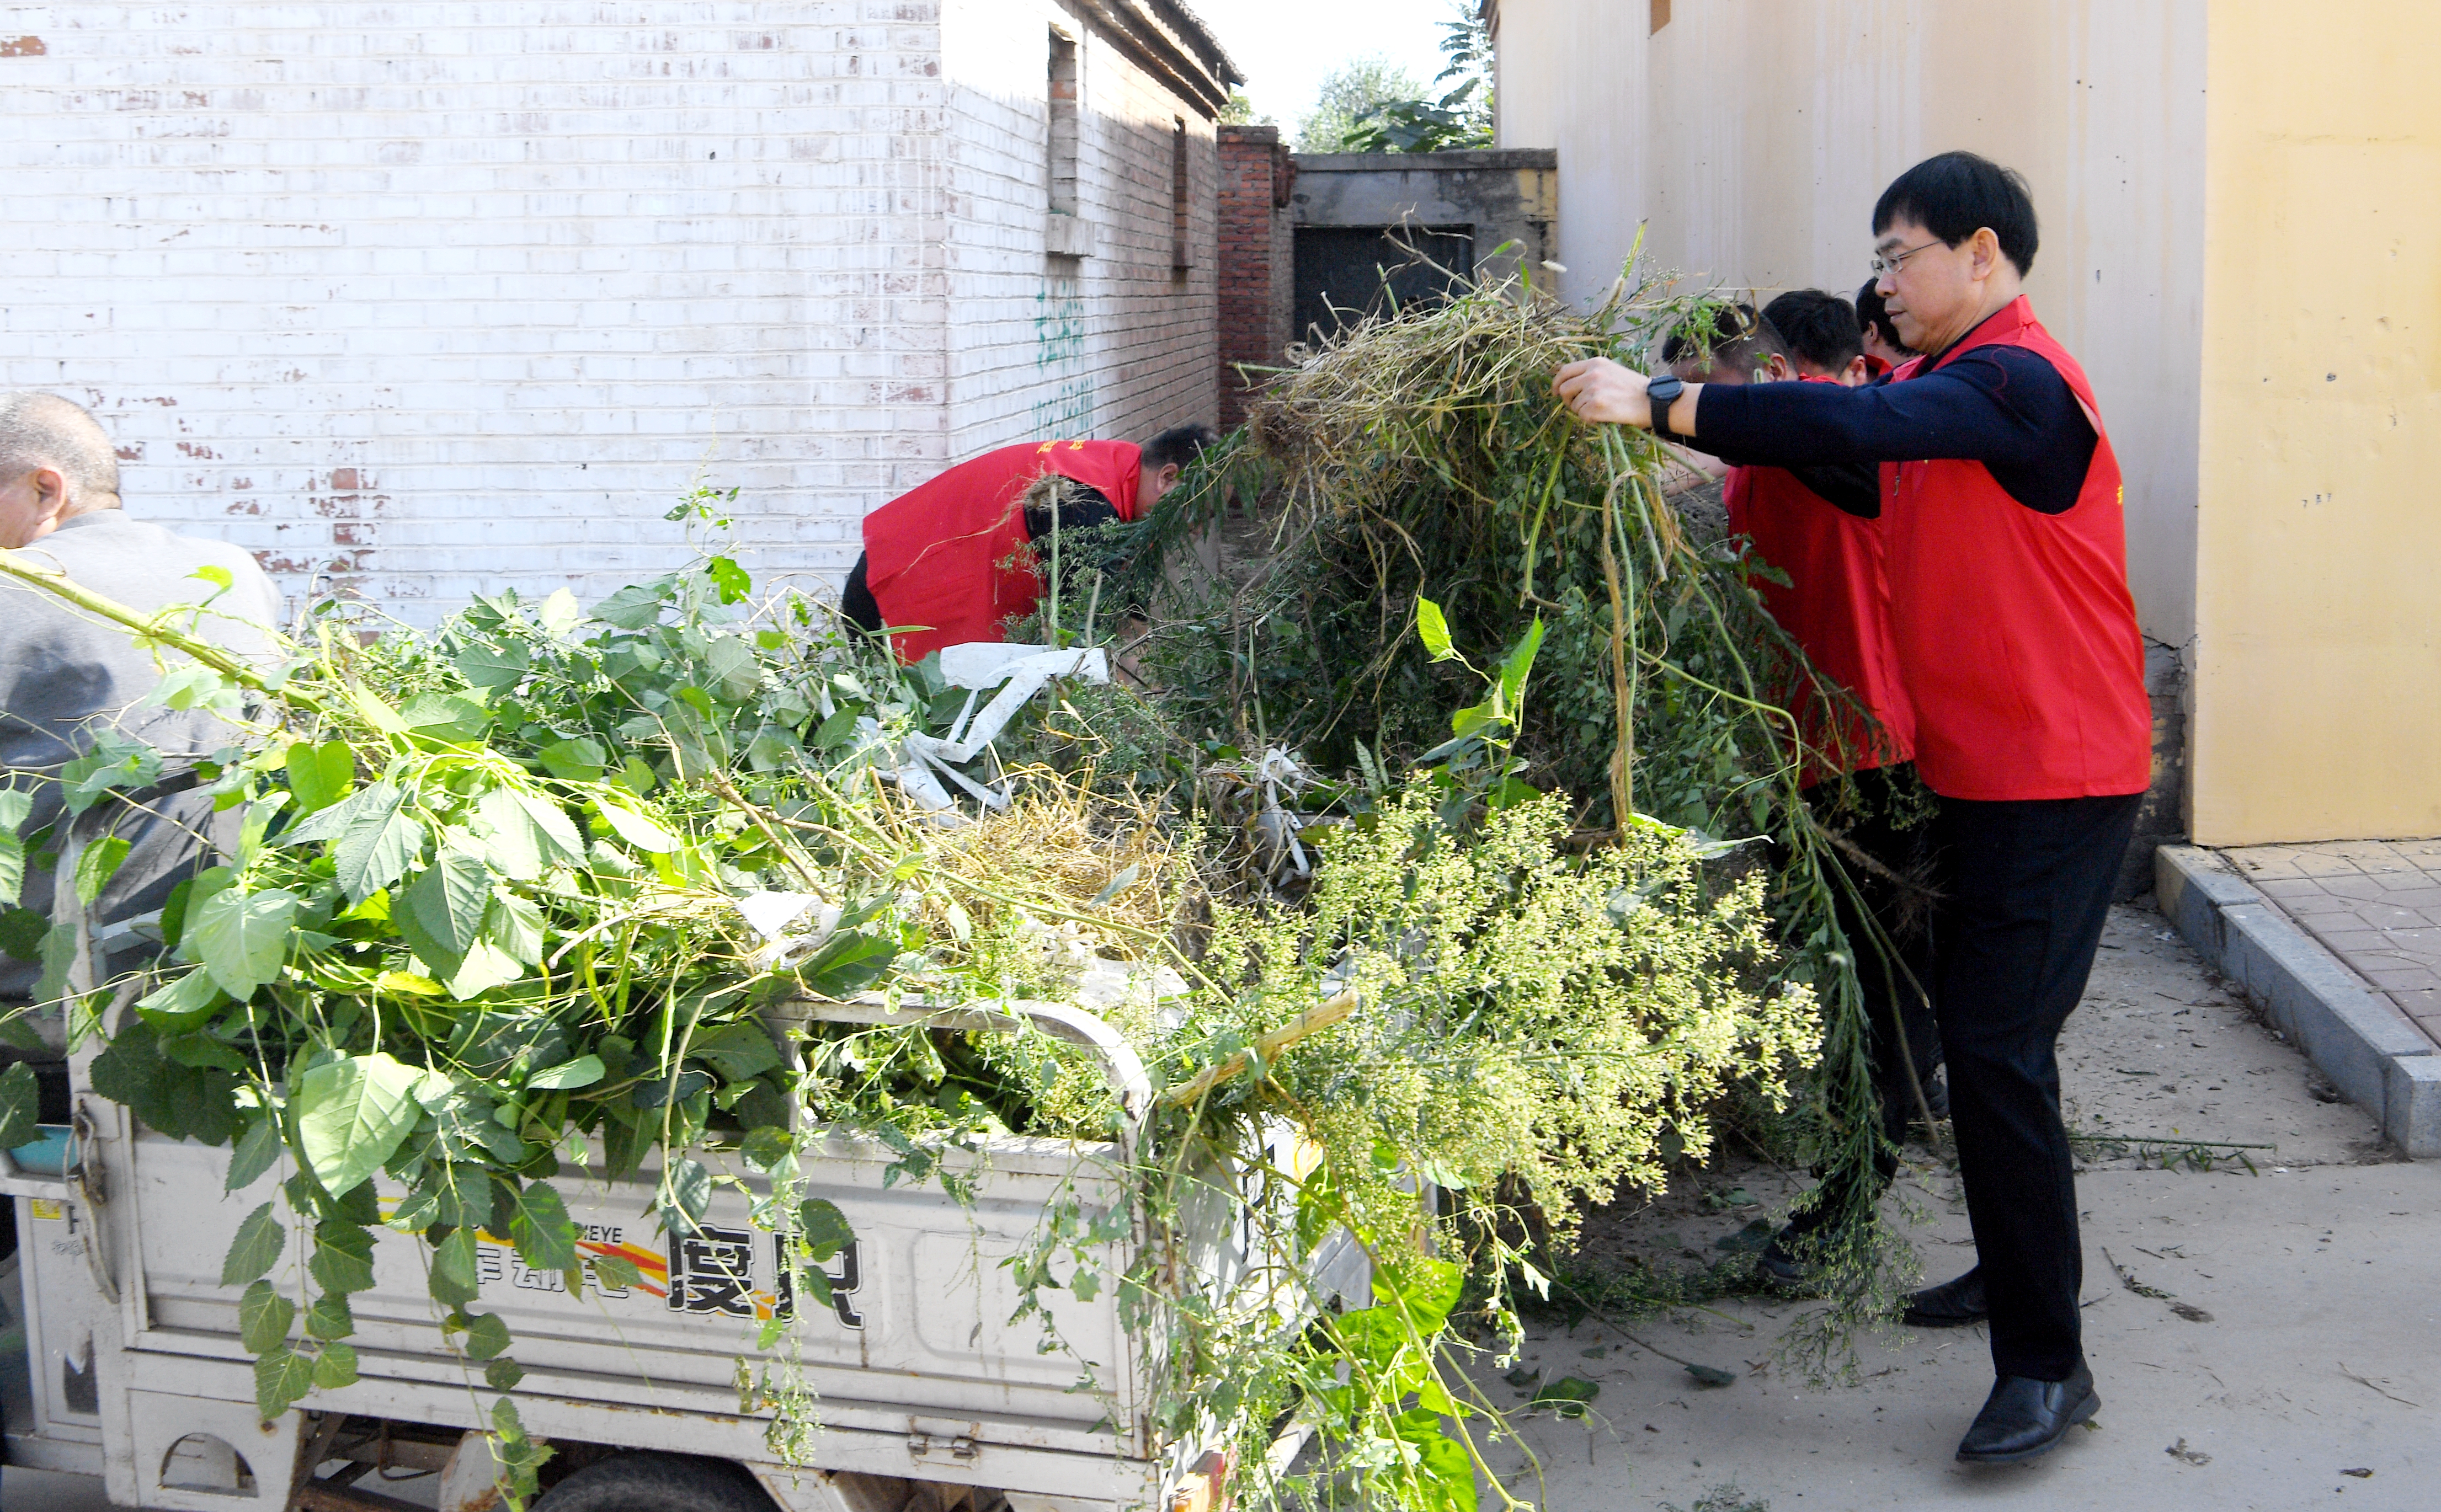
left=1648, top=376, right=1685, bottom=440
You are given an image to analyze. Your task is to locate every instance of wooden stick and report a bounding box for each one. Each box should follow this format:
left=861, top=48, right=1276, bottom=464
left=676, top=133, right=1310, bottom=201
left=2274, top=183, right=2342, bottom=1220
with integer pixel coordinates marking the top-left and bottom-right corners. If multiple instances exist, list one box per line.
left=1160, top=990, right=1360, bottom=1108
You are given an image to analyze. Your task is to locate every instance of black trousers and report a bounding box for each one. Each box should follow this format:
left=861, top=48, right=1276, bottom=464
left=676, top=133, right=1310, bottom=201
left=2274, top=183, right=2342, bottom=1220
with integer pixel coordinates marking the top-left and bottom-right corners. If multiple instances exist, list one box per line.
left=1929, top=791, right=2141, bottom=1381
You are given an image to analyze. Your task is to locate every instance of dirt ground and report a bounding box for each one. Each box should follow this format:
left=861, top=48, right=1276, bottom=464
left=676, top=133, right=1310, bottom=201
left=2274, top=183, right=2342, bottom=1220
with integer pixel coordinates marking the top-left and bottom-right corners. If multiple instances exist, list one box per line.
left=1473, top=900, right=2436, bottom=1512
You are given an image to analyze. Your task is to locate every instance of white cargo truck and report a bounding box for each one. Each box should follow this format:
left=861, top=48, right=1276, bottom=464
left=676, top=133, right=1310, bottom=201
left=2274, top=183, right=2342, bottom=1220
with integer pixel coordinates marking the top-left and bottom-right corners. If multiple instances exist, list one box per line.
left=1, top=996, right=1361, bottom=1512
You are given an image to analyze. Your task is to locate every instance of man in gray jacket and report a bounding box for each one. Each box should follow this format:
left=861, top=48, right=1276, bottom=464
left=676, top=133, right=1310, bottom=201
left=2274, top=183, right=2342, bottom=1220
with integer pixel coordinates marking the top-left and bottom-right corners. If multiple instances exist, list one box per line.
left=0, top=391, right=280, bottom=1029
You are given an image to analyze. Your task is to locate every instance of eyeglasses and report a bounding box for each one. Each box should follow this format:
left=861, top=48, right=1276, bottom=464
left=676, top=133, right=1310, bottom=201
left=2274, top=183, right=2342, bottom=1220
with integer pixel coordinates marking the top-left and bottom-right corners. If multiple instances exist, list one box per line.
left=1869, top=239, right=1943, bottom=277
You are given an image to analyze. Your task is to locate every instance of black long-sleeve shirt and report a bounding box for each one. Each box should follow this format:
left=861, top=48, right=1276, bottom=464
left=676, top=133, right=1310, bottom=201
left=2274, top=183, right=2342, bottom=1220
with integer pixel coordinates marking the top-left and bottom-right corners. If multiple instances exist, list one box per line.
left=1689, top=336, right=2097, bottom=517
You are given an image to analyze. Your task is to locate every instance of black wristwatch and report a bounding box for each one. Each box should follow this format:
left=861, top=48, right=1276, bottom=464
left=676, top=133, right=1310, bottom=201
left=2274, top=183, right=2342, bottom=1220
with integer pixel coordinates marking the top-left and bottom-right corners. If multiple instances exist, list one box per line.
left=1646, top=373, right=1686, bottom=439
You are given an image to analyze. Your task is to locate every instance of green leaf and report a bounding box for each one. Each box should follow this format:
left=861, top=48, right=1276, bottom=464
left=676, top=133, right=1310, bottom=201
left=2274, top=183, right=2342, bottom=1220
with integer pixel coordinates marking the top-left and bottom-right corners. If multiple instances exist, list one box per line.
left=239, top=1279, right=296, bottom=1354
left=1497, top=616, right=1546, bottom=714
left=594, top=580, right=673, bottom=629
left=797, top=1198, right=854, bottom=1264
left=398, top=692, right=495, bottom=744
left=33, top=920, right=74, bottom=1004
left=221, top=1201, right=286, bottom=1286
left=540, top=589, right=583, bottom=637
left=739, top=1125, right=792, bottom=1170
left=1416, top=595, right=1455, bottom=661
left=254, top=1347, right=316, bottom=1421
left=687, top=1022, right=782, bottom=1083
left=536, top=736, right=608, bottom=782
left=525, top=1055, right=603, bottom=1092
left=471, top=788, right=547, bottom=881
left=285, top=740, right=356, bottom=818
left=705, top=555, right=753, bottom=605
left=312, top=1342, right=360, bottom=1391
left=483, top=890, right=546, bottom=968
left=293, top=1052, right=425, bottom=1199
left=593, top=797, right=677, bottom=854
left=0, top=787, right=33, bottom=906
left=286, top=783, right=431, bottom=904
left=0, top=1060, right=38, bottom=1151
left=508, top=1182, right=579, bottom=1272
left=455, top=639, right=531, bottom=693
left=310, top=1221, right=379, bottom=1295
left=185, top=888, right=301, bottom=998
left=588, top=1253, right=643, bottom=1291
left=161, top=1030, right=247, bottom=1072
left=511, top=791, right=585, bottom=867
left=483, top=1356, right=525, bottom=1392
left=1527, top=1375, right=1601, bottom=1416
left=429, top=1227, right=481, bottom=1307
left=660, top=1157, right=711, bottom=1236
left=303, top=1291, right=355, bottom=1342
left=460, top=1310, right=513, bottom=1361
left=398, top=848, right=491, bottom=977
left=444, top=937, right=525, bottom=1000
left=0, top=905, right=45, bottom=961
left=137, top=968, right=227, bottom=1034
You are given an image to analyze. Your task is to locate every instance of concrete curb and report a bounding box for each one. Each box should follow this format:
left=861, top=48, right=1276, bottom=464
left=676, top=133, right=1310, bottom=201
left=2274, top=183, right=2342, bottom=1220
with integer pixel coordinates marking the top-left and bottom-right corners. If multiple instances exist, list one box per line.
left=2155, top=845, right=2440, bottom=1157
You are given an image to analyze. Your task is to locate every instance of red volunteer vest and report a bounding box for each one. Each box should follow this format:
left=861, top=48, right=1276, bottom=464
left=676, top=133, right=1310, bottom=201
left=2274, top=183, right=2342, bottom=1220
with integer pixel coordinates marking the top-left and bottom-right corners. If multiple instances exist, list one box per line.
left=1881, top=298, right=2151, bottom=800
left=1724, top=377, right=1915, bottom=784
left=860, top=440, right=1144, bottom=661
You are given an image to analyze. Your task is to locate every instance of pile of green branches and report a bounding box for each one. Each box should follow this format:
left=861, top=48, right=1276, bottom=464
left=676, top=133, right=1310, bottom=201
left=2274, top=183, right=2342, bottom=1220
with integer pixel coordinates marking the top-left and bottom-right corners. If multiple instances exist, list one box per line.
left=0, top=486, right=1819, bottom=1512
left=1122, top=260, right=1928, bottom=1381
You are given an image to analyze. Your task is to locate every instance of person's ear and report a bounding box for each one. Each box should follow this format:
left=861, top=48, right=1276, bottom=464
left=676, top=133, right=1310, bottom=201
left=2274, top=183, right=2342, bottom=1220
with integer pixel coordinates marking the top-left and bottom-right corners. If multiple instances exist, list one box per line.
left=33, top=466, right=71, bottom=522
left=1841, top=355, right=1870, bottom=387
left=1761, top=354, right=1793, bottom=382
left=1970, top=226, right=2002, bottom=281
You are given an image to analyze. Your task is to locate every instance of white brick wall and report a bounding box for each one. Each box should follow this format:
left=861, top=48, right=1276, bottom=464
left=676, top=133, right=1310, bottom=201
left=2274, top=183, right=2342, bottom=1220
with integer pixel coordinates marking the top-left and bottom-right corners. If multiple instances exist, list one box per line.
left=0, top=0, right=1218, bottom=621
left=937, top=0, right=1217, bottom=461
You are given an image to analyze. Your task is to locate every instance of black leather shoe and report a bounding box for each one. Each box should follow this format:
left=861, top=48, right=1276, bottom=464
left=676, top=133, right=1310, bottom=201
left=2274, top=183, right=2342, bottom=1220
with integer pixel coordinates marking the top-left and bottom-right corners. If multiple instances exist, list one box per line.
left=1955, top=1363, right=2098, bottom=1463
left=1901, top=1267, right=1987, bottom=1327
left=1754, top=1227, right=1820, bottom=1290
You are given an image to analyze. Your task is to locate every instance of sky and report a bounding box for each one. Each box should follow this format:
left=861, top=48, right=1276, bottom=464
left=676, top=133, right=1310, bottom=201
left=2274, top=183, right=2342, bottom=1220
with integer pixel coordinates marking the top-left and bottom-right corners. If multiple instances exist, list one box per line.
left=1193, top=0, right=1458, bottom=138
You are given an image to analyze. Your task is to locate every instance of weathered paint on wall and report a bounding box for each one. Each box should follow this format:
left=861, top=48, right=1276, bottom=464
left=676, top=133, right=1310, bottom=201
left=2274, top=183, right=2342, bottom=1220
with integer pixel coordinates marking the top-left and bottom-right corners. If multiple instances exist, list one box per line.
left=0, top=0, right=1224, bottom=620
left=1491, top=1, right=2207, bottom=654
left=2190, top=2, right=2441, bottom=845
left=938, top=0, right=1219, bottom=466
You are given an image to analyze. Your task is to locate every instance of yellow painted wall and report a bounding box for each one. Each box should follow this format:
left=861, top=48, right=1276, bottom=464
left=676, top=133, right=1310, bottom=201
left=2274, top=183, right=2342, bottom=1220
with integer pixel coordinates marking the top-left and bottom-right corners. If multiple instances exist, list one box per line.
left=2190, top=2, right=2441, bottom=843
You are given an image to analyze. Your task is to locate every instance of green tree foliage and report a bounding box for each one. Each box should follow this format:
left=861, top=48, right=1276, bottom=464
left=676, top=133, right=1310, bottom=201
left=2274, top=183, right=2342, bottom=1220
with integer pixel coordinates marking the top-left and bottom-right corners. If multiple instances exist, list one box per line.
left=1296, top=56, right=1427, bottom=152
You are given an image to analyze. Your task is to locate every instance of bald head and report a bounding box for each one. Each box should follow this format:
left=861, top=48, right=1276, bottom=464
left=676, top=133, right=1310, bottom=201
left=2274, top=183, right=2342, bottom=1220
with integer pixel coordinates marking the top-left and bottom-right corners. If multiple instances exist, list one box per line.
left=0, top=393, right=120, bottom=548
left=0, top=393, right=119, bottom=503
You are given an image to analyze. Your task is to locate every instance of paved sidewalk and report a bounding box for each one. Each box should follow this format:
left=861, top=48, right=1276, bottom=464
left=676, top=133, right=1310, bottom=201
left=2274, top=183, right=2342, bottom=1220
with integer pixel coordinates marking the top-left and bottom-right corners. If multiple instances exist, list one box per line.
left=1493, top=904, right=2435, bottom=1511
left=2220, top=838, right=2441, bottom=1048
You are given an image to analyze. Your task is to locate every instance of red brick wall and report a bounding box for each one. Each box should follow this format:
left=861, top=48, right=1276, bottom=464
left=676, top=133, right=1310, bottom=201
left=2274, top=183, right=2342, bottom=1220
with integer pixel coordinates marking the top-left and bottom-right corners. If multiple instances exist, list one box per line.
left=1217, top=125, right=1295, bottom=434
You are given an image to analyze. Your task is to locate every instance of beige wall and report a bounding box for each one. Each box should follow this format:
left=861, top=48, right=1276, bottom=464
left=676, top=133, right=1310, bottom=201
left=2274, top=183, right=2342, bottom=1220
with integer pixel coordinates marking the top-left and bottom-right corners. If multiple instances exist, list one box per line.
left=1492, top=2, right=2208, bottom=650
left=2190, top=3, right=2441, bottom=843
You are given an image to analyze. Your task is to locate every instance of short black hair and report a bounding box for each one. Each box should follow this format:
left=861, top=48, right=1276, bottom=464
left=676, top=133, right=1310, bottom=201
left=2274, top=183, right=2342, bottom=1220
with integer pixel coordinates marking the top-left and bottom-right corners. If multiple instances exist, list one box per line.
left=1854, top=280, right=1912, bottom=355
left=1760, top=290, right=1862, bottom=375
left=1140, top=423, right=1217, bottom=472
left=1659, top=303, right=1789, bottom=377
left=1872, top=151, right=2039, bottom=277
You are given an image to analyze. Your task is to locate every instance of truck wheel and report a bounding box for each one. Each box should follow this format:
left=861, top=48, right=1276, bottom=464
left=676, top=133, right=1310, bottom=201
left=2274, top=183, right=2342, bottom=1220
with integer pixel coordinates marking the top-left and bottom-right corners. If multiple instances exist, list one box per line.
left=531, top=1452, right=777, bottom=1512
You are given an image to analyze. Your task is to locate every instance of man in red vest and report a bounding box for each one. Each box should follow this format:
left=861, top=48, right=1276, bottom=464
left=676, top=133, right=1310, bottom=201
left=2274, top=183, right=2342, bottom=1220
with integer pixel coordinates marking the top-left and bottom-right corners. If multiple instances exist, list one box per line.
left=1854, top=278, right=1915, bottom=378
left=841, top=424, right=1214, bottom=661
left=1665, top=295, right=1945, bottom=1291
left=1557, top=152, right=2150, bottom=1465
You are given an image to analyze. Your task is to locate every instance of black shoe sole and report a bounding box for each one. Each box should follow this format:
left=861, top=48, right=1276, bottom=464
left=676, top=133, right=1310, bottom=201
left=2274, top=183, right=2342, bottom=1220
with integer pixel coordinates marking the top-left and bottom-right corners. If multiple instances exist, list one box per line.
left=1954, top=1388, right=2099, bottom=1464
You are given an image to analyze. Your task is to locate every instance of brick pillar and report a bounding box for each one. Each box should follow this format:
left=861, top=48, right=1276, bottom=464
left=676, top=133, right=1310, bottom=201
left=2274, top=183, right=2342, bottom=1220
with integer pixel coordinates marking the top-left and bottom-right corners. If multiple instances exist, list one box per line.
left=1216, top=124, right=1295, bottom=433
